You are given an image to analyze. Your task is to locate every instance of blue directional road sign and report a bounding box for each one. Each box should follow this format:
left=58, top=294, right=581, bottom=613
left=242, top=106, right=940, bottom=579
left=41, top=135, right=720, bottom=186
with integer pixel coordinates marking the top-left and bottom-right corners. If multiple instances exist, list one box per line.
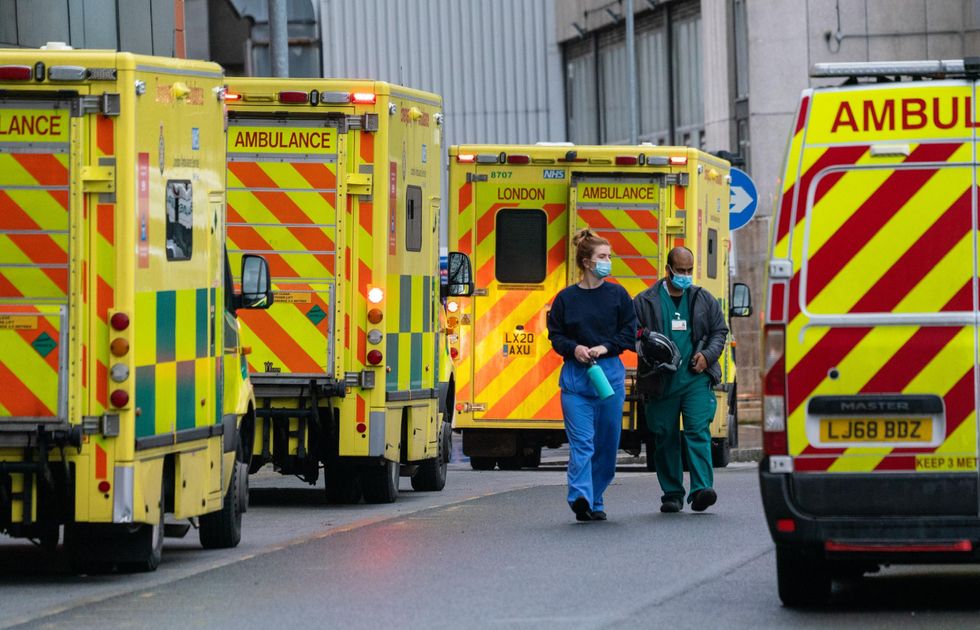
left=729, top=167, right=758, bottom=231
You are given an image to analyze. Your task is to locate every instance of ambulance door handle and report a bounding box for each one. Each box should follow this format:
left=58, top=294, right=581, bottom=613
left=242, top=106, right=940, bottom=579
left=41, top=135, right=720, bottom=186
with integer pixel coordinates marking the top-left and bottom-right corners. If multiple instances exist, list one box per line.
left=473, top=288, right=488, bottom=297
left=346, top=173, right=373, bottom=196
left=81, top=165, right=115, bottom=193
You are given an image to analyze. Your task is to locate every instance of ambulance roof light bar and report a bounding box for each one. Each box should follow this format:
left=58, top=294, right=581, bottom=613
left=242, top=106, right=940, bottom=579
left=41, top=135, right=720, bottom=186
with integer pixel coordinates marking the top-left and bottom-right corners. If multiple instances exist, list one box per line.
left=810, top=58, right=980, bottom=78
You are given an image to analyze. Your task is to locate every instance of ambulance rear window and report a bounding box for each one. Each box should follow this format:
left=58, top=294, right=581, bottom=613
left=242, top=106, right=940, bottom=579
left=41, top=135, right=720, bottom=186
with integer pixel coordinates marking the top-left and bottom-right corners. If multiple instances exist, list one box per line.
left=166, top=180, right=193, bottom=261
left=495, top=209, right=547, bottom=284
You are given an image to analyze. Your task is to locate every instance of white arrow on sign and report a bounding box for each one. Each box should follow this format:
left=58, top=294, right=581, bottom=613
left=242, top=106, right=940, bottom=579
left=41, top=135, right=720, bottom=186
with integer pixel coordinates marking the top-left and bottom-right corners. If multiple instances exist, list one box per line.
left=730, top=186, right=753, bottom=215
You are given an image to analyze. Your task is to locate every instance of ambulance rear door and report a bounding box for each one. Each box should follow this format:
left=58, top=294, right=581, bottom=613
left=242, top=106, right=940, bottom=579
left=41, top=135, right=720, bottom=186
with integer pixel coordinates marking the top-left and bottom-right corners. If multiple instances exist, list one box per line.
left=785, top=80, right=979, bottom=517
left=463, top=169, right=568, bottom=424
left=226, top=116, right=345, bottom=379
left=0, top=94, right=77, bottom=433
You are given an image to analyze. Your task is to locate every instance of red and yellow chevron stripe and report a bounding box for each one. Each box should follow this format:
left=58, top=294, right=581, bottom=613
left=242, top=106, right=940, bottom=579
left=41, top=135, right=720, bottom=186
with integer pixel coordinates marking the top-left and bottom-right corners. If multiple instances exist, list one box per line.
left=777, top=124, right=977, bottom=473
left=227, top=157, right=338, bottom=376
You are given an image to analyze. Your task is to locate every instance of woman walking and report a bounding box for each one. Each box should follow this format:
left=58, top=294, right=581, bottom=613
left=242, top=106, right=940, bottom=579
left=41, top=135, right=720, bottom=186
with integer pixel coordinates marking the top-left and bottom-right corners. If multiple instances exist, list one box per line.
left=547, top=229, right=636, bottom=521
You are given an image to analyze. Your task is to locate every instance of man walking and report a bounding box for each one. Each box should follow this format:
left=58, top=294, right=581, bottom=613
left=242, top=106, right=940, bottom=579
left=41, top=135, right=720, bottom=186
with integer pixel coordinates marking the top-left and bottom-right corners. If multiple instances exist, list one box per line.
left=634, top=247, right=728, bottom=513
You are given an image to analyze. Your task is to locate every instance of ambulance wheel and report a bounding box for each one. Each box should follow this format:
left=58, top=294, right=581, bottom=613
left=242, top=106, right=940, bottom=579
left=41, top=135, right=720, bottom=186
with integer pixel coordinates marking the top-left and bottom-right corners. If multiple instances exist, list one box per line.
left=119, top=516, right=165, bottom=572
left=412, top=422, right=450, bottom=491
left=362, top=459, right=399, bottom=504
left=117, top=474, right=165, bottom=572
left=63, top=524, right=115, bottom=574
left=776, top=544, right=831, bottom=607
left=497, top=456, right=523, bottom=470
left=522, top=447, right=542, bottom=469
left=712, top=437, right=731, bottom=468
left=199, top=449, right=244, bottom=550
left=469, top=457, right=496, bottom=471
left=325, top=467, right=362, bottom=504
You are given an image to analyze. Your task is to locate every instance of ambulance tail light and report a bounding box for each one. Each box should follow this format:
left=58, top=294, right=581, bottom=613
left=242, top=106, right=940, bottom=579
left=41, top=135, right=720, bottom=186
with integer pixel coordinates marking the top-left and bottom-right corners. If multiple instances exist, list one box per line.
left=351, top=92, right=376, bottom=104
left=110, top=389, right=130, bottom=408
left=450, top=347, right=459, bottom=360
left=669, top=156, right=688, bottom=166
left=762, top=324, right=788, bottom=456
left=506, top=154, right=531, bottom=164
left=224, top=90, right=243, bottom=102
left=110, top=312, right=130, bottom=331
left=615, top=155, right=639, bottom=166
left=368, top=287, right=384, bottom=304
left=368, top=308, right=383, bottom=324
left=456, top=154, right=476, bottom=163
left=0, top=65, right=33, bottom=81
left=367, top=349, right=383, bottom=366
left=278, top=90, right=308, bottom=104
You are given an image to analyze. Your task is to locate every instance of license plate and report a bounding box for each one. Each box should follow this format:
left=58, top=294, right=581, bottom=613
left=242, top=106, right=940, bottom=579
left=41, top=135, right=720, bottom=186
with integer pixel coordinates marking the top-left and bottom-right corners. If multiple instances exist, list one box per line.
left=820, top=417, right=932, bottom=443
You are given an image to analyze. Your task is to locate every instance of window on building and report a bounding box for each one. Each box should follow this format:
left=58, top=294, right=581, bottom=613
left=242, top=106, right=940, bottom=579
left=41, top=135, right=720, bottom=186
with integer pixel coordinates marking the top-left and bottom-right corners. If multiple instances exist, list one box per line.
left=561, top=0, right=703, bottom=147
left=565, top=43, right=599, bottom=144
left=406, top=185, right=422, bottom=252
left=599, top=39, right=629, bottom=143
left=166, top=180, right=193, bottom=261
left=638, top=26, right=669, bottom=144
left=495, top=209, right=547, bottom=283
left=672, top=12, right=703, bottom=147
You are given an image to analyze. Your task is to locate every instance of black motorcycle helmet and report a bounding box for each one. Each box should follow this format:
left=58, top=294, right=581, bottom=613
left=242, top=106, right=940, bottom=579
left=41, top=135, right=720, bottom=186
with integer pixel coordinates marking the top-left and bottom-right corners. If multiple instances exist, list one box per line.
left=636, top=329, right=681, bottom=375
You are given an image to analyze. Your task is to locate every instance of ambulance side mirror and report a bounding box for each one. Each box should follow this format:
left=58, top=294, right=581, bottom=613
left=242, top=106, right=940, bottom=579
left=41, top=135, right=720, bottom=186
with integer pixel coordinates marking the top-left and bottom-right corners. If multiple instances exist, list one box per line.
left=443, top=251, right=474, bottom=298
left=730, top=282, right=752, bottom=318
left=240, top=254, right=274, bottom=310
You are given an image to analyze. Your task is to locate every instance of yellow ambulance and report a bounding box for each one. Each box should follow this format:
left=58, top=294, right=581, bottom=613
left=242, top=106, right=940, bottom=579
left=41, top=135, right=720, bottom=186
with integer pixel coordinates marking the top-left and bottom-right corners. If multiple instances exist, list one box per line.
left=761, top=59, right=980, bottom=606
left=447, top=144, right=750, bottom=470
left=0, top=46, right=271, bottom=572
left=224, top=79, right=472, bottom=504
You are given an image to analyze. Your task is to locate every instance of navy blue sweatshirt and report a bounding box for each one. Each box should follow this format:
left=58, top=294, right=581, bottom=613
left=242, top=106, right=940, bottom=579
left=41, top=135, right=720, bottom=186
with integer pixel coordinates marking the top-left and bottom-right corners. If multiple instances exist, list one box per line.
left=547, top=282, right=637, bottom=362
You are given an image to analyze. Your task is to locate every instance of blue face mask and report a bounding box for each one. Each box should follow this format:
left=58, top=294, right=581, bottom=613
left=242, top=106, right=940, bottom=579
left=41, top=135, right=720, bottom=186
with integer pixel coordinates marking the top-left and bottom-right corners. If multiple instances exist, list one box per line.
left=669, top=267, right=692, bottom=290
left=594, top=260, right=612, bottom=279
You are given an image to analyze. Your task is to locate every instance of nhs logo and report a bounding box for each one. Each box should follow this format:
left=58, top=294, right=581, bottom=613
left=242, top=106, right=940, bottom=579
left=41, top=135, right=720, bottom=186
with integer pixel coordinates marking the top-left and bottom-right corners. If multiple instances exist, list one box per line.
left=542, top=169, right=566, bottom=180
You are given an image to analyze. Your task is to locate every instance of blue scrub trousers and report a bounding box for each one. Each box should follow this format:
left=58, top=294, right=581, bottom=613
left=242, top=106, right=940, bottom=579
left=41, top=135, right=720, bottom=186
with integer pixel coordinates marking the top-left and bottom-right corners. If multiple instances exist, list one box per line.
left=560, top=357, right=625, bottom=512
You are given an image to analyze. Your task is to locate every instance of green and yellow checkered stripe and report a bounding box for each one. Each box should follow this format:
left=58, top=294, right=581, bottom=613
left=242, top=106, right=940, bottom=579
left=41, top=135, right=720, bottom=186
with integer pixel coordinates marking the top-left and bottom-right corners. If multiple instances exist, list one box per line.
left=134, top=288, right=215, bottom=439
left=385, top=274, right=436, bottom=392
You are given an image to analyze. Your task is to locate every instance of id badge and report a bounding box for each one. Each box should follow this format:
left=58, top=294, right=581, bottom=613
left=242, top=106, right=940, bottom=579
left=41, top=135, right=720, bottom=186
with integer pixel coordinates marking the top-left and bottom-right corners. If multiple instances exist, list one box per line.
left=671, top=315, right=687, bottom=331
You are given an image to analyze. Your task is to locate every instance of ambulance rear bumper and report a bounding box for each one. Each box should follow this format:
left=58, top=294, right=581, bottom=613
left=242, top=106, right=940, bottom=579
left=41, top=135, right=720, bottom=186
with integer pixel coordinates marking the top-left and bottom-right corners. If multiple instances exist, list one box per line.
left=761, top=460, right=980, bottom=563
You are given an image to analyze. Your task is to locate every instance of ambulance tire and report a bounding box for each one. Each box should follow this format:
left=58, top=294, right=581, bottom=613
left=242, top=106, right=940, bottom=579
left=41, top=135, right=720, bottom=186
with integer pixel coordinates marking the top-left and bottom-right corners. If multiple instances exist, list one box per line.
left=116, top=474, right=165, bottom=572
left=497, top=456, right=523, bottom=471
left=63, top=525, right=119, bottom=574
left=522, top=447, right=542, bottom=469
left=199, top=449, right=244, bottom=550
left=325, top=468, right=363, bottom=504
left=469, top=457, right=496, bottom=471
left=712, top=437, right=731, bottom=468
left=119, top=516, right=165, bottom=573
left=361, top=459, right=399, bottom=504
left=412, top=422, right=450, bottom=491
left=776, top=544, right=831, bottom=608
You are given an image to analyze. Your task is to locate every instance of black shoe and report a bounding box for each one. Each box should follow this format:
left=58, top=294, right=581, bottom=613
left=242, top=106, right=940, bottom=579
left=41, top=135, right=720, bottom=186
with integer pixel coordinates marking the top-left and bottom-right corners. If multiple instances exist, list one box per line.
left=571, top=497, right=593, bottom=522
left=660, top=498, right=683, bottom=513
left=691, top=488, right=717, bottom=512
left=591, top=510, right=607, bottom=521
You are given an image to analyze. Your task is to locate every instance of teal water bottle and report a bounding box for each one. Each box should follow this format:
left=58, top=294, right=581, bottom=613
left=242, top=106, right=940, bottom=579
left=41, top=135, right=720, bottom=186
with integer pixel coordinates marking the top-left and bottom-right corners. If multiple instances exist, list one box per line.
left=587, top=360, right=615, bottom=400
